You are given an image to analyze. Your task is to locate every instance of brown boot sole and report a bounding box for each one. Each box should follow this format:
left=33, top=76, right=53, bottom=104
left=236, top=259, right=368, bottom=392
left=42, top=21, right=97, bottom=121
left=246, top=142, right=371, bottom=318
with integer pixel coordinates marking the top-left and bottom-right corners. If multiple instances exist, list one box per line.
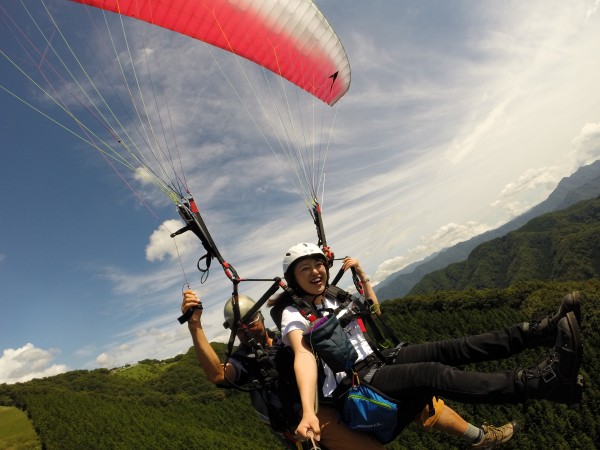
left=562, top=291, right=582, bottom=325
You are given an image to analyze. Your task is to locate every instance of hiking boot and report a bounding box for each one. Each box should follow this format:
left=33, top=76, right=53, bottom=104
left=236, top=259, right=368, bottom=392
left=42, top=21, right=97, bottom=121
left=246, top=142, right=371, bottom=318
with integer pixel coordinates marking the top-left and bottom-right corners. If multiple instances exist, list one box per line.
left=471, top=421, right=518, bottom=449
left=519, top=312, right=584, bottom=405
left=523, top=291, right=582, bottom=347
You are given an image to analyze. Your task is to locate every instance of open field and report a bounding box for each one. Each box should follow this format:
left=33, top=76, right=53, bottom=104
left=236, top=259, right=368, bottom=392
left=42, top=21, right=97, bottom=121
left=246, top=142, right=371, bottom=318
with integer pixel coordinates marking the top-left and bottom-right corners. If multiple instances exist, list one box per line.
left=0, top=406, right=41, bottom=450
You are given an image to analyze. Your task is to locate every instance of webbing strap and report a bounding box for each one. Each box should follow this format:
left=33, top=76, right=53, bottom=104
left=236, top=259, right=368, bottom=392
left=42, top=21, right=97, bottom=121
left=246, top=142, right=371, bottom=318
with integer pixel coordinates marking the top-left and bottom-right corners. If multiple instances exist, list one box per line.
left=278, top=282, right=320, bottom=323
left=363, top=363, right=383, bottom=384
left=326, top=284, right=400, bottom=349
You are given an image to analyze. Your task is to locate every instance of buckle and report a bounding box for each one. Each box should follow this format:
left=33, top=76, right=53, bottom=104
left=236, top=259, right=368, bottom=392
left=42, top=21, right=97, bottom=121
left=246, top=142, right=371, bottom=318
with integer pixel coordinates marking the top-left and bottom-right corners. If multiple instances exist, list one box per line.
left=541, top=365, right=557, bottom=383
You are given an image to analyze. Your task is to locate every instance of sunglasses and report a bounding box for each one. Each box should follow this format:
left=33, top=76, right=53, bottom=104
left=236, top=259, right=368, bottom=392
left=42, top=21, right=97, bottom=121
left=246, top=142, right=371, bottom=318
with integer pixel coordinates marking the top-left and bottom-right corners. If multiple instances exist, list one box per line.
left=237, top=314, right=261, bottom=331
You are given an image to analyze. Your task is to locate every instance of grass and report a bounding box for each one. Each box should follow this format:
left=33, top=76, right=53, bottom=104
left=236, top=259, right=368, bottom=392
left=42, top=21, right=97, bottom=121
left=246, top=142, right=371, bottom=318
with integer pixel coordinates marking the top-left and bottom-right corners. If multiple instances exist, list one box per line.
left=0, top=406, right=41, bottom=450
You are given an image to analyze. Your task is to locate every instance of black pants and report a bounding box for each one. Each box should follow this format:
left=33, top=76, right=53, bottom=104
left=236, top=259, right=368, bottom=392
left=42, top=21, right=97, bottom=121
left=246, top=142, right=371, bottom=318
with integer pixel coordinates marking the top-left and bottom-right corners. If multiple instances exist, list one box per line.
left=364, top=324, right=529, bottom=406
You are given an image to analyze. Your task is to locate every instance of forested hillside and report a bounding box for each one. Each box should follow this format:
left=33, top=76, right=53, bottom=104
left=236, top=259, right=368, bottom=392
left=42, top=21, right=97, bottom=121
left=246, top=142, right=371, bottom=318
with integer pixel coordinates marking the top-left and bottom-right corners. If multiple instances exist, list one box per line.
left=1, top=280, right=599, bottom=449
left=376, top=160, right=600, bottom=300
left=410, top=196, right=600, bottom=295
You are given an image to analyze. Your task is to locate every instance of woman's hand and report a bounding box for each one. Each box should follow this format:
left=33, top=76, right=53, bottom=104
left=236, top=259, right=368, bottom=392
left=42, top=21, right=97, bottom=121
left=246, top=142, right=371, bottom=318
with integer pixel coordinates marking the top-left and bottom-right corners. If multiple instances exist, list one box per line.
left=295, top=411, right=321, bottom=442
left=341, top=257, right=380, bottom=314
left=342, top=257, right=368, bottom=282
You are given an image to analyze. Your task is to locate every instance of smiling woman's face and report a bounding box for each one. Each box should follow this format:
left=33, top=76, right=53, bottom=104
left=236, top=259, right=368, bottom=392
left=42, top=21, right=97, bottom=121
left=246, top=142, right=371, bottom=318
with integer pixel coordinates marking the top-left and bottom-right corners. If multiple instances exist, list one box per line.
left=293, top=256, right=328, bottom=296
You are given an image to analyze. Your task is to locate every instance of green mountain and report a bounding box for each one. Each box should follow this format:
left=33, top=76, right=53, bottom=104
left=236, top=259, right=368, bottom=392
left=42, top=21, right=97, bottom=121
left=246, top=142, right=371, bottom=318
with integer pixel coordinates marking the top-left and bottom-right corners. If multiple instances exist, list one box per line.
left=0, top=343, right=285, bottom=450
left=409, top=196, right=600, bottom=296
left=2, top=281, right=600, bottom=449
left=376, top=160, right=600, bottom=300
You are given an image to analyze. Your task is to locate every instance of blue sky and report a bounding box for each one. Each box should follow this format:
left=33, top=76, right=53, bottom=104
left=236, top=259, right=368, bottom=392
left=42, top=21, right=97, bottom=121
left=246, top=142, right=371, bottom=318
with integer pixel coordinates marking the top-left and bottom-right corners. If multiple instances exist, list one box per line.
left=2, top=0, right=600, bottom=384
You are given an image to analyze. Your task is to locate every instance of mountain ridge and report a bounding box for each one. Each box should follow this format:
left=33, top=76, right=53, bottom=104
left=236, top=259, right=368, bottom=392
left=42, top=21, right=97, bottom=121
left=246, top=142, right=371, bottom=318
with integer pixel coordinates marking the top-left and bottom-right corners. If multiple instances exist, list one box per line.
left=376, top=160, right=600, bottom=300
left=409, top=196, right=600, bottom=294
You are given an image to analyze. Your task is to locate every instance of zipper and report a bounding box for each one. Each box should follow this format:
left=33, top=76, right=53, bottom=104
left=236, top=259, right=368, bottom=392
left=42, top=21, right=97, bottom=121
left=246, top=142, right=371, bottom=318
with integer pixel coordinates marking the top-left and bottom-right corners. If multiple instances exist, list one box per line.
left=348, top=394, right=393, bottom=410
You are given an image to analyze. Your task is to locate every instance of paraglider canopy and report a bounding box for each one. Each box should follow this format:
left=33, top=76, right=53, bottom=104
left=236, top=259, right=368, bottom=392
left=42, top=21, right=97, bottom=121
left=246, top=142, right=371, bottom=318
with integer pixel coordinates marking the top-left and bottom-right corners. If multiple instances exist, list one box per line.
left=72, top=0, right=351, bottom=105
left=3, top=0, right=350, bottom=294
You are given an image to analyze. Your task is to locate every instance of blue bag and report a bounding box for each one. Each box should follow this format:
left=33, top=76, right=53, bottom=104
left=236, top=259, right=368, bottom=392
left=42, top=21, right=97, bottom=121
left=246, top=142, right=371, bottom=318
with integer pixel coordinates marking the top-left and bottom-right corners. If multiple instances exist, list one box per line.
left=343, top=383, right=398, bottom=444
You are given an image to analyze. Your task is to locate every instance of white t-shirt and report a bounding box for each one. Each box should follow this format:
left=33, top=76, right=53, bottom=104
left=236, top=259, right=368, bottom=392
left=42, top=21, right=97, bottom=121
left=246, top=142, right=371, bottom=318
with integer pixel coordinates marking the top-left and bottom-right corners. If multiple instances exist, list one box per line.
left=280, top=295, right=373, bottom=397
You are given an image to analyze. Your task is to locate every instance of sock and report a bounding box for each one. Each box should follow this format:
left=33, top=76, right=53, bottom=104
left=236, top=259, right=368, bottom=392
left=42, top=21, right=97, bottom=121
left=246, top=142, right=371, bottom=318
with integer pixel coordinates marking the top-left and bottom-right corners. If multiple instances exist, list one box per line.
left=462, top=424, right=484, bottom=443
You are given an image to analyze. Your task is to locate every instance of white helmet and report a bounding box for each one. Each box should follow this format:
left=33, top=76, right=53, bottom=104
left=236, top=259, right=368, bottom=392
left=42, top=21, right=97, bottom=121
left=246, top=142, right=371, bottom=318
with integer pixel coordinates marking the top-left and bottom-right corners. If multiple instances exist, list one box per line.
left=223, top=294, right=258, bottom=328
left=282, top=242, right=327, bottom=277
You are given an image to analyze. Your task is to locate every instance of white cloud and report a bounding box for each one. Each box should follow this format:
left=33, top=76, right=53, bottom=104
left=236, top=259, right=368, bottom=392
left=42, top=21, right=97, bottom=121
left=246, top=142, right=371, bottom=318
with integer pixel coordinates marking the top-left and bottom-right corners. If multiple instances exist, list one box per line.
left=587, top=0, right=600, bottom=20
left=0, top=344, right=69, bottom=384
left=483, top=166, right=562, bottom=219
left=571, top=122, right=600, bottom=166
left=93, top=305, right=229, bottom=369
left=95, top=353, right=113, bottom=368
left=427, top=222, right=489, bottom=245
left=373, top=221, right=490, bottom=283
left=145, top=219, right=199, bottom=262
left=498, top=167, right=559, bottom=198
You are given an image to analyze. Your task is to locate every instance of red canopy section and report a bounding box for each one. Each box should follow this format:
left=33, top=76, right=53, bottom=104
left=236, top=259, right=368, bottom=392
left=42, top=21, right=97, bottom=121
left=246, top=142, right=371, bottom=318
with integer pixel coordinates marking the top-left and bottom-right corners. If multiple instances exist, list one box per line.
left=72, top=0, right=351, bottom=105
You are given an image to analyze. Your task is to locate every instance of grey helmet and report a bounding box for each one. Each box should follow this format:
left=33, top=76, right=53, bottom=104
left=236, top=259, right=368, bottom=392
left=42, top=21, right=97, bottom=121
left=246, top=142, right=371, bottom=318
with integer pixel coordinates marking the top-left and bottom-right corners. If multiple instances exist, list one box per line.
left=223, top=294, right=257, bottom=329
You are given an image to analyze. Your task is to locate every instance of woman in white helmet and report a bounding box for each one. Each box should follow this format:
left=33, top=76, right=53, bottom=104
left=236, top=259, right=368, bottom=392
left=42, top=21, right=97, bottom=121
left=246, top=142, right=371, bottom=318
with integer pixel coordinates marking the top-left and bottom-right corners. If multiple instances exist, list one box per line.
left=270, top=243, right=583, bottom=448
left=182, top=288, right=386, bottom=450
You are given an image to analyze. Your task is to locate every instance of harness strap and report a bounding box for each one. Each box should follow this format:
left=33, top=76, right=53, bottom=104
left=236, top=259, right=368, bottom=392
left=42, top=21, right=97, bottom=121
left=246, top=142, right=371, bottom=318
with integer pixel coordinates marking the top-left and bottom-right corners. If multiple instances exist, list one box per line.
left=278, top=282, right=320, bottom=323
left=362, top=363, right=383, bottom=384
